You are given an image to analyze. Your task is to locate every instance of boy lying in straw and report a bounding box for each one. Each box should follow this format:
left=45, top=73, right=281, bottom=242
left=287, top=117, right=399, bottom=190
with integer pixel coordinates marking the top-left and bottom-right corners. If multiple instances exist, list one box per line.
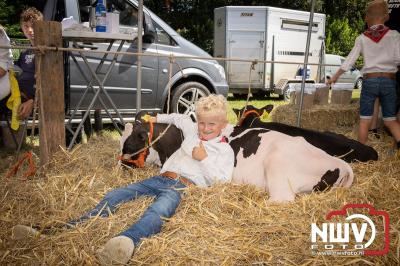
left=12, top=94, right=234, bottom=265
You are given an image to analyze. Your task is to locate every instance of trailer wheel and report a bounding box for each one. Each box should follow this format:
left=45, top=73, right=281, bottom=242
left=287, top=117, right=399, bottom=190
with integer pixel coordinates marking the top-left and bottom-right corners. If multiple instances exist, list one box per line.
left=171, top=82, right=211, bottom=121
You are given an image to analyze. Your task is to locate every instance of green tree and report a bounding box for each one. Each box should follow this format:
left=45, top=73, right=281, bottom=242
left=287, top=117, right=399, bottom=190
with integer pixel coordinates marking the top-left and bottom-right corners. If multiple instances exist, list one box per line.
left=325, top=17, right=362, bottom=56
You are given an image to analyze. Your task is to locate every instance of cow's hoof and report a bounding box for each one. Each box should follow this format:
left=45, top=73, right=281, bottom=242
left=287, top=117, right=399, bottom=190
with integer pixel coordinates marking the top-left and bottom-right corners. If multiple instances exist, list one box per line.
left=97, top=236, right=135, bottom=265
left=11, top=225, right=41, bottom=240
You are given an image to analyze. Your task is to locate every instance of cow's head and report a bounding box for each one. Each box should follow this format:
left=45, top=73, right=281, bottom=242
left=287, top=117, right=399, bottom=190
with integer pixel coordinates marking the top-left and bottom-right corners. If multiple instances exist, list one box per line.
left=233, top=104, right=274, bottom=126
left=120, top=116, right=153, bottom=168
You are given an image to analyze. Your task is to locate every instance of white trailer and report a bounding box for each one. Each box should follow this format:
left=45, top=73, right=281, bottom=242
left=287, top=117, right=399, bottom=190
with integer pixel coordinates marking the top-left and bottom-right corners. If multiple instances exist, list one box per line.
left=214, top=6, right=326, bottom=97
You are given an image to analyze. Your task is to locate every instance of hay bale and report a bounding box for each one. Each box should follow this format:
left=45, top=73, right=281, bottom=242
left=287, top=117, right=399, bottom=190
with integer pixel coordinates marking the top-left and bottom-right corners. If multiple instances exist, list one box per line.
left=330, top=83, right=353, bottom=105
left=314, top=84, right=329, bottom=105
left=270, top=103, right=359, bottom=131
left=0, top=133, right=399, bottom=265
left=295, top=91, right=314, bottom=109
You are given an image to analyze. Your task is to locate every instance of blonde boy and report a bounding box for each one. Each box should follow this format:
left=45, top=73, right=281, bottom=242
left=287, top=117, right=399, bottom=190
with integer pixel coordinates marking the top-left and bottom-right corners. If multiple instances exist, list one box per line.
left=13, top=94, right=234, bottom=265
left=328, top=0, right=400, bottom=152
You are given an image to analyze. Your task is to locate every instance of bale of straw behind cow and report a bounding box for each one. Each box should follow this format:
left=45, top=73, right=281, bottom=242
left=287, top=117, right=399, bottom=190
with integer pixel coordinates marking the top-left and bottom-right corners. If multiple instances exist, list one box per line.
left=270, top=103, right=359, bottom=131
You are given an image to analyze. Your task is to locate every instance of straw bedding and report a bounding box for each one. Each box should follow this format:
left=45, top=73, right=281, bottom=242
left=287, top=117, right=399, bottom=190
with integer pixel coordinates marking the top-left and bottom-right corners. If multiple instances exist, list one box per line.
left=0, top=130, right=399, bottom=265
left=270, top=103, right=360, bottom=131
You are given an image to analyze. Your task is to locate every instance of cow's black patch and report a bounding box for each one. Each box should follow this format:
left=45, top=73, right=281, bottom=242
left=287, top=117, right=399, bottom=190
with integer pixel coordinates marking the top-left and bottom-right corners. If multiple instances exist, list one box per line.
left=229, top=129, right=269, bottom=166
left=236, top=113, right=378, bottom=162
left=313, top=168, right=340, bottom=192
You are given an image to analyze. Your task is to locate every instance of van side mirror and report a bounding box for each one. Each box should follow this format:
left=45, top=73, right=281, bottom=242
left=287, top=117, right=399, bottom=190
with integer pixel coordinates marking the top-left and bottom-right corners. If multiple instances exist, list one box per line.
left=143, top=12, right=156, bottom=43
left=350, top=66, right=356, bottom=71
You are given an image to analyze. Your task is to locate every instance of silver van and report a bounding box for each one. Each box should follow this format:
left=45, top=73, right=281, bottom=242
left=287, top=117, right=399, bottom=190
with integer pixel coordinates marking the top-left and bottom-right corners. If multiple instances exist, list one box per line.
left=325, top=54, right=363, bottom=90
left=43, top=0, right=228, bottom=123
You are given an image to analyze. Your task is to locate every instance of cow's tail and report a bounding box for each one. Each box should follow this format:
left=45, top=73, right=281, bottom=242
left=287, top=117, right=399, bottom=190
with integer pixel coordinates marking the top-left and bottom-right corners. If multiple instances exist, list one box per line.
left=338, top=161, right=354, bottom=188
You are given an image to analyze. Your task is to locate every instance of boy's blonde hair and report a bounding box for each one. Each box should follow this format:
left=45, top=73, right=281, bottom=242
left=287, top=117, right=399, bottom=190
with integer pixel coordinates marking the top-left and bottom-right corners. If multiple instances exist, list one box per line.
left=20, top=7, right=43, bottom=25
left=195, top=94, right=228, bottom=122
left=365, top=0, right=389, bottom=21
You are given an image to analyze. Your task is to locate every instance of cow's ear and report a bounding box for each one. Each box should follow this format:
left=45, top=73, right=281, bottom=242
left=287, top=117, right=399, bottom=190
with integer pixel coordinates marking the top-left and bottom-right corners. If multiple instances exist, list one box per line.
left=135, top=110, right=149, bottom=123
left=262, top=104, right=274, bottom=114
left=232, top=108, right=240, bottom=116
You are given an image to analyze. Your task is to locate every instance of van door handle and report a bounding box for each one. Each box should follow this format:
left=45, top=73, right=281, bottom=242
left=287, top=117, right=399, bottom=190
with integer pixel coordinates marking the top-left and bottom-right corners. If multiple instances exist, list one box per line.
left=74, top=43, right=98, bottom=50
left=162, top=69, right=168, bottom=74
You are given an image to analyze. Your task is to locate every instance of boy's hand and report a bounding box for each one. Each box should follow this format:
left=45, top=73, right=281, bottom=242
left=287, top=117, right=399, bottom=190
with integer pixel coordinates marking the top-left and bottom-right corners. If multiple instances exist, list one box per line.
left=326, top=76, right=336, bottom=85
left=18, top=99, right=34, bottom=119
left=141, top=114, right=156, bottom=123
left=192, top=142, right=208, bottom=161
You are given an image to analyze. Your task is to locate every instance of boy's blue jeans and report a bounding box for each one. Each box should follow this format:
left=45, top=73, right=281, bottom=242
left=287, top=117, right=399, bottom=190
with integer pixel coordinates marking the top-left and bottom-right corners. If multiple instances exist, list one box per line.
left=360, top=77, right=398, bottom=121
left=67, top=176, right=186, bottom=245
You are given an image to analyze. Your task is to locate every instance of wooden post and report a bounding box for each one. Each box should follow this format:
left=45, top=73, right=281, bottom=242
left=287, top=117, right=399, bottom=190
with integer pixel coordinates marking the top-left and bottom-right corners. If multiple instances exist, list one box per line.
left=34, top=21, right=65, bottom=166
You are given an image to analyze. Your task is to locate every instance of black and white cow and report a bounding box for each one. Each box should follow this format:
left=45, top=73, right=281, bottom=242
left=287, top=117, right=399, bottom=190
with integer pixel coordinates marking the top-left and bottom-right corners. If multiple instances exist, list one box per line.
left=233, top=105, right=378, bottom=162
left=121, top=116, right=353, bottom=202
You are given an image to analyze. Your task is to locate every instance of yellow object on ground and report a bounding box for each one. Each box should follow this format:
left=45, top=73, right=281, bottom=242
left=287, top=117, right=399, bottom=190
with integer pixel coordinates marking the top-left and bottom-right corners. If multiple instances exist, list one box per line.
left=6, top=69, right=21, bottom=130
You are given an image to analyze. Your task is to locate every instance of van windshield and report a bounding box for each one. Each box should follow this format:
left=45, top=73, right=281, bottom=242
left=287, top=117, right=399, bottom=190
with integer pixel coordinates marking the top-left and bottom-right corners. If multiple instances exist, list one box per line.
left=78, top=0, right=139, bottom=27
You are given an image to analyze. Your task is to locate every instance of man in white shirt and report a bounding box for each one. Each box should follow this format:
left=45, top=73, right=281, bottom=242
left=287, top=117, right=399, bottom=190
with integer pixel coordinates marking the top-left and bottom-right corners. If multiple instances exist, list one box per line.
left=12, top=94, right=234, bottom=265
left=328, top=0, right=400, bottom=154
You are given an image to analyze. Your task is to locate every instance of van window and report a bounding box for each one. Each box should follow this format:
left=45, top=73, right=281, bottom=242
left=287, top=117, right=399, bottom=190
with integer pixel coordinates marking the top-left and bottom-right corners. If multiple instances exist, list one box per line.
left=115, top=2, right=138, bottom=27
left=78, top=0, right=138, bottom=27
left=281, top=19, right=318, bottom=32
left=155, top=22, right=177, bottom=46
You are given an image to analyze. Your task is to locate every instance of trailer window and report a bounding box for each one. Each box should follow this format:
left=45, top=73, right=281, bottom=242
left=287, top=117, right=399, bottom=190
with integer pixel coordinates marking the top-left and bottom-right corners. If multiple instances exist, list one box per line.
left=281, top=19, right=319, bottom=32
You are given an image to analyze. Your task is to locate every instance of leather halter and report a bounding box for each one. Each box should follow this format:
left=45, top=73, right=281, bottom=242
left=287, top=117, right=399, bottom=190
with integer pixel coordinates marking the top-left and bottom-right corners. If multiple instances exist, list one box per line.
left=237, top=109, right=260, bottom=126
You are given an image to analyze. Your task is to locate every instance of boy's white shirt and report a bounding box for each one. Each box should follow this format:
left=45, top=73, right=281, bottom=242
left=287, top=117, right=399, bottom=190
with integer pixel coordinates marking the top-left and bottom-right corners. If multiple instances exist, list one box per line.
left=157, top=113, right=234, bottom=187
left=341, top=28, right=400, bottom=73
left=0, top=28, right=12, bottom=100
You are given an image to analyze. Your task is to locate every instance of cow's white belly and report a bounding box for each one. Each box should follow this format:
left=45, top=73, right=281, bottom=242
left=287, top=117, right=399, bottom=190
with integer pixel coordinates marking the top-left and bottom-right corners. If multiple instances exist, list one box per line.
left=232, top=148, right=268, bottom=192
left=231, top=130, right=353, bottom=203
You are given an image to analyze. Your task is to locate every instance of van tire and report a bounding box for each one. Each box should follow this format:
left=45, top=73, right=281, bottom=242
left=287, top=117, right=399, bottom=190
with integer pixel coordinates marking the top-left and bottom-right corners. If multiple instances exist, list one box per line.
left=170, top=82, right=211, bottom=119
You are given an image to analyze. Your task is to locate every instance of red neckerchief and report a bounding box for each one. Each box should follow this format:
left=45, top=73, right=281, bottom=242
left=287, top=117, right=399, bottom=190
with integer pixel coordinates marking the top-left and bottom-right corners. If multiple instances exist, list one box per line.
left=363, top=24, right=390, bottom=43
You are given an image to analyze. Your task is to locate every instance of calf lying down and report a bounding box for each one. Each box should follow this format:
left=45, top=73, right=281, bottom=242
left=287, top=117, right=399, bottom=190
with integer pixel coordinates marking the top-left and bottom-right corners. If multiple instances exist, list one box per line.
left=121, top=122, right=353, bottom=203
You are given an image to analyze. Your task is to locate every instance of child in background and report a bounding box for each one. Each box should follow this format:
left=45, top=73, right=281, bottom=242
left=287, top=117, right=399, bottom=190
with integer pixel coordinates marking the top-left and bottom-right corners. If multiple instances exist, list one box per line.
left=328, top=0, right=400, bottom=155
left=15, top=7, right=43, bottom=120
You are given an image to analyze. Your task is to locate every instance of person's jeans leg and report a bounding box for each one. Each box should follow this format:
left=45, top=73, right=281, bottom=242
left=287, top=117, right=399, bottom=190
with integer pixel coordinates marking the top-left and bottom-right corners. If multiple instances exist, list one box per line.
left=120, top=178, right=185, bottom=245
left=67, top=177, right=160, bottom=227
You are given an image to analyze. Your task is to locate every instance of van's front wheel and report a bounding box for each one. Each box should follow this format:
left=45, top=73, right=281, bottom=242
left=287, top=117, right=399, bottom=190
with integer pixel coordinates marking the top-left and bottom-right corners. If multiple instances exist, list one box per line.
left=170, top=82, right=211, bottom=120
